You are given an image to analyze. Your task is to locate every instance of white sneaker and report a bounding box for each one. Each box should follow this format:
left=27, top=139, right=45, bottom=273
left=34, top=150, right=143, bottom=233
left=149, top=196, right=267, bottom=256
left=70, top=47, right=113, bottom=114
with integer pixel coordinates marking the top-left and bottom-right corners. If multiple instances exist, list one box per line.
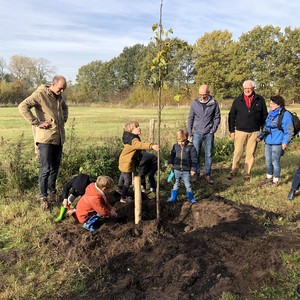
left=120, top=196, right=133, bottom=204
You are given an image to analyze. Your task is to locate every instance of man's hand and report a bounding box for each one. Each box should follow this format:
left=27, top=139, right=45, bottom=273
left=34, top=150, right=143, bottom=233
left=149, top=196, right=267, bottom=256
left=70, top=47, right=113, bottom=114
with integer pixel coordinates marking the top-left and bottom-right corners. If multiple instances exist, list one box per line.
left=38, top=121, right=52, bottom=129
left=230, top=132, right=235, bottom=140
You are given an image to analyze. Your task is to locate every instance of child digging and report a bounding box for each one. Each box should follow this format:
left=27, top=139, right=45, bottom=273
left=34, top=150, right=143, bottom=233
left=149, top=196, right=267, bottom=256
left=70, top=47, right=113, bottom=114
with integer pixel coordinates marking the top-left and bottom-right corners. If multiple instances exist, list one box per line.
left=168, top=129, right=198, bottom=204
left=118, top=120, right=160, bottom=203
left=75, top=176, right=117, bottom=232
left=55, top=173, right=91, bottom=222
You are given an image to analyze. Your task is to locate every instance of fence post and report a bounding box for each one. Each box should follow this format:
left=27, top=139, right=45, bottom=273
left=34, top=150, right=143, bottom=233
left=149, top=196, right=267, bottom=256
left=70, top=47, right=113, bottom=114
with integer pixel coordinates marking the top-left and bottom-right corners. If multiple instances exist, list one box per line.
left=220, top=115, right=228, bottom=138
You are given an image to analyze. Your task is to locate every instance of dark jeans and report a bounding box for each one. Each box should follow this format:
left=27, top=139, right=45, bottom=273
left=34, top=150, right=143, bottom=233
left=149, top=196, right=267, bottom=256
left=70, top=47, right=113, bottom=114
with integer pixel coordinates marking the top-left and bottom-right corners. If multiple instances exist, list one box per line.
left=291, top=166, right=300, bottom=191
left=140, top=165, right=157, bottom=191
left=192, top=133, right=214, bottom=177
left=38, top=143, right=63, bottom=198
left=118, top=172, right=132, bottom=199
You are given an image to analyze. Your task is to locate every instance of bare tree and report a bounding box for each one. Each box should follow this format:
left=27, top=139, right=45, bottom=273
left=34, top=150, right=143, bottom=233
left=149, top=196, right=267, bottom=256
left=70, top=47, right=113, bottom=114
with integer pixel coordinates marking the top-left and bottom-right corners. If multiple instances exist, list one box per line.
left=33, top=57, right=55, bottom=85
left=0, top=57, right=7, bottom=80
left=9, top=55, right=35, bottom=82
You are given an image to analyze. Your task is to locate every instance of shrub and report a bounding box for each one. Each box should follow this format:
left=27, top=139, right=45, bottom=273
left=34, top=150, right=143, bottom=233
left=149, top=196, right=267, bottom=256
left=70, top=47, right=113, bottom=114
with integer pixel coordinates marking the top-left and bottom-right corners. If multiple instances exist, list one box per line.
left=0, top=134, right=39, bottom=193
left=59, top=137, right=123, bottom=184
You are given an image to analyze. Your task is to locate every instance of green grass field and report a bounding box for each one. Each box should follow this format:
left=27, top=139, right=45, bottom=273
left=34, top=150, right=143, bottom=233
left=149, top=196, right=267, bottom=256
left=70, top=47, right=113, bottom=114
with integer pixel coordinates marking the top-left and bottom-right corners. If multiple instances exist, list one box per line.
left=0, top=106, right=192, bottom=145
left=1, top=104, right=300, bottom=299
left=1, top=103, right=299, bottom=145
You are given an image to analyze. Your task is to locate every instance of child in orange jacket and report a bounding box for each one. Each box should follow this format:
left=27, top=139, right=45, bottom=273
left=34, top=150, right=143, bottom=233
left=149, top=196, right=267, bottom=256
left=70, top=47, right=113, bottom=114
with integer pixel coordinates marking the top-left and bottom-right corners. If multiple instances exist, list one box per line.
left=75, top=176, right=117, bottom=231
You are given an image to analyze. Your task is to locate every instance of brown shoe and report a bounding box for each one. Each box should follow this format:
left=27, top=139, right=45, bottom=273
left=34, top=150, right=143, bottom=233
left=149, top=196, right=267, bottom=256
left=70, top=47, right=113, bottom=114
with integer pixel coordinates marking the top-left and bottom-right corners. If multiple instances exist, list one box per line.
left=259, top=177, right=273, bottom=187
left=243, top=174, right=251, bottom=181
left=227, top=172, right=236, bottom=180
left=40, top=197, right=50, bottom=211
left=49, top=192, right=58, bottom=203
left=205, top=176, right=213, bottom=184
left=191, top=175, right=199, bottom=183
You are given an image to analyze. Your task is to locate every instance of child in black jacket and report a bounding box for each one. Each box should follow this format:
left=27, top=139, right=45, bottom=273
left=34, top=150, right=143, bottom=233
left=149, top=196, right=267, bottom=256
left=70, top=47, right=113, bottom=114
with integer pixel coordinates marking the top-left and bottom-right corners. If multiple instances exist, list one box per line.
left=138, top=151, right=158, bottom=199
left=55, top=173, right=91, bottom=222
left=168, top=129, right=198, bottom=204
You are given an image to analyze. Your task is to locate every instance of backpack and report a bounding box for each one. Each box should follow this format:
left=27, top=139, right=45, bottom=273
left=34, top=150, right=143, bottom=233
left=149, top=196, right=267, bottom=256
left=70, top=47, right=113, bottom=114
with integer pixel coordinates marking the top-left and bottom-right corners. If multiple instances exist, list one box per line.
left=277, top=108, right=300, bottom=137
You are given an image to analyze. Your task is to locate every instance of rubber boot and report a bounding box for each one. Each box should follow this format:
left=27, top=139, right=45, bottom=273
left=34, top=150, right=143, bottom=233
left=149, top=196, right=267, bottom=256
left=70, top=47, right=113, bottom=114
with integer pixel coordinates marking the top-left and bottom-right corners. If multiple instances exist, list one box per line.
left=83, top=215, right=102, bottom=232
left=55, top=206, right=68, bottom=222
left=288, top=189, right=296, bottom=201
left=187, top=192, right=197, bottom=204
left=167, top=190, right=178, bottom=203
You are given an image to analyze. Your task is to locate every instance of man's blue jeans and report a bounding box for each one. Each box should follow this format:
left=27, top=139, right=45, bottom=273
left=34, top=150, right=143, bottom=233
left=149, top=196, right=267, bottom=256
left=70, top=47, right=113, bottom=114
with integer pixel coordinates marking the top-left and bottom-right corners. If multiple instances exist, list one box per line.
left=38, top=143, right=63, bottom=198
left=173, top=170, right=192, bottom=193
left=265, top=144, right=282, bottom=179
left=192, top=133, right=214, bottom=177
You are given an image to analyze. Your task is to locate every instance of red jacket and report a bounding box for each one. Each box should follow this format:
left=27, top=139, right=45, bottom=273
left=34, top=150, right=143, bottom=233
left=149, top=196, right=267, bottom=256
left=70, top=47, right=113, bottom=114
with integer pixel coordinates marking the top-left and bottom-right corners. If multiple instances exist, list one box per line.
left=76, top=183, right=113, bottom=223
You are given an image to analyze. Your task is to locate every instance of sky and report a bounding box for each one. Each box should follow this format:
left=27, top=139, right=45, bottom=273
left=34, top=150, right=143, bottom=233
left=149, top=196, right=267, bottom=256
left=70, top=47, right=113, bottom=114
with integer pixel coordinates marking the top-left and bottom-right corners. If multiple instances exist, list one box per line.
left=0, top=0, right=299, bottom=82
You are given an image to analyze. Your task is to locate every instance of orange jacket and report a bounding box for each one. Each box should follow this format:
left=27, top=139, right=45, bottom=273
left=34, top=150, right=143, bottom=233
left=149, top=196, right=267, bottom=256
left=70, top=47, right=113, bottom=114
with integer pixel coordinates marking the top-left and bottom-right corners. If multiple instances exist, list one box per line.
left=76, top=183, right=113, bottom=223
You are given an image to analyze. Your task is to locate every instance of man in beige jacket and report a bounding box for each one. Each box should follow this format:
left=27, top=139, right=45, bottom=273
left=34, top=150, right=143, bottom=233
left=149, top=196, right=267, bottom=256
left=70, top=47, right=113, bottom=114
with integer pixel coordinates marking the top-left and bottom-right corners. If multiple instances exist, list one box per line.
left=18, top=75, right=68, bottom=210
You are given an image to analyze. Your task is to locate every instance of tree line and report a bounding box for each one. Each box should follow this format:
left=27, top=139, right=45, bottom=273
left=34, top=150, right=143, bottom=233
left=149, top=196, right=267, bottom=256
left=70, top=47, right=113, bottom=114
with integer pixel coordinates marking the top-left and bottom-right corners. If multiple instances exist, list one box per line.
left=0, top=25, right=299, bottom=106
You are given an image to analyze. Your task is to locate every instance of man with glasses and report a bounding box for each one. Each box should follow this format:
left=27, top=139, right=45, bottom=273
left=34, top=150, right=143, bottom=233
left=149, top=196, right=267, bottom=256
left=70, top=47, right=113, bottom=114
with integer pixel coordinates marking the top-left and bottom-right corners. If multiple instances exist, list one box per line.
left=188, top=84, right=220, bottom=184
left=228, top=80, right=267, bottom=181
left=19, top=75, right=68, bottom=210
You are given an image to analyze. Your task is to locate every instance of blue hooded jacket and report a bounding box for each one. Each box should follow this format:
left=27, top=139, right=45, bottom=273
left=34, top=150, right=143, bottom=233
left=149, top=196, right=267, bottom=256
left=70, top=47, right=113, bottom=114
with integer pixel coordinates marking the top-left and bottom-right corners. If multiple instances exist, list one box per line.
left=262, top=108, right=293, bottom=145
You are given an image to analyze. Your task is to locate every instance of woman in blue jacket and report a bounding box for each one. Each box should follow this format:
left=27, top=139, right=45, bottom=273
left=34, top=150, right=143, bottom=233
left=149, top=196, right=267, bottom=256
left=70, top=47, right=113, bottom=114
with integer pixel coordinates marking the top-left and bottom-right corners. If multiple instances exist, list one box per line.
left=257, top=95, right=294, bottom=187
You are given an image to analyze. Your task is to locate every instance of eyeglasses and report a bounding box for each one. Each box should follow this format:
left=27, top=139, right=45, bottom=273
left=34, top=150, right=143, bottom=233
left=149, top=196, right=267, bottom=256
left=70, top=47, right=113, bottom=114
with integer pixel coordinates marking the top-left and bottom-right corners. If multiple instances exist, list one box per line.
left=199, top=94, right=207, bottom=97
left=243, top=88, right=253, bottom=90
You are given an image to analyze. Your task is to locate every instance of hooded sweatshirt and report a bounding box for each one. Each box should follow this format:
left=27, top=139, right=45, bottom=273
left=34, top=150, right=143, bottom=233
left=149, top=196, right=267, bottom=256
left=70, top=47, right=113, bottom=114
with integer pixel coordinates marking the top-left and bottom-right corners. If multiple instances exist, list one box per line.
left=118, top=131, right=152, bottom=172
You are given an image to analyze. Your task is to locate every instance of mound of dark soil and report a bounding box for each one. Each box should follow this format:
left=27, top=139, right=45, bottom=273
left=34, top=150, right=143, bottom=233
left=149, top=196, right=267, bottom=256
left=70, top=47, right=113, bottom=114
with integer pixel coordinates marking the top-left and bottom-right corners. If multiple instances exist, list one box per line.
left=45, top=193, right=300, bottom=300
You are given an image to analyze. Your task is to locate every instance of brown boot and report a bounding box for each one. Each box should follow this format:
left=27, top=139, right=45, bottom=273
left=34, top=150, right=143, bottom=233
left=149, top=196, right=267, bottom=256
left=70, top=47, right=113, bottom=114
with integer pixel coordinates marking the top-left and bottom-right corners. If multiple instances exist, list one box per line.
left=40, top=197, right=50, bottom=211
left=259, top=177, right=273, bottom=187
left=205, top=175, right=214, bottom=184
left=227, top=172, right=236, bottom=180
left=49, top=191, right=58, bottom=203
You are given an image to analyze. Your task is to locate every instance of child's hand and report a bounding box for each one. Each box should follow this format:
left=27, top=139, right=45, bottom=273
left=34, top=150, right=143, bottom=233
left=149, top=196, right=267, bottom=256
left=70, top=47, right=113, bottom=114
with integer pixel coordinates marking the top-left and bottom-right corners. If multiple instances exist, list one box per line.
left=151, top=144, right=160, bottom=151
left=110, top=208, right=117, bottom=217
left=190, top=171, right=196, bottom=177
left=62, top=198, right=68, bottom=207
left=67, top=209, right=76, bottom=216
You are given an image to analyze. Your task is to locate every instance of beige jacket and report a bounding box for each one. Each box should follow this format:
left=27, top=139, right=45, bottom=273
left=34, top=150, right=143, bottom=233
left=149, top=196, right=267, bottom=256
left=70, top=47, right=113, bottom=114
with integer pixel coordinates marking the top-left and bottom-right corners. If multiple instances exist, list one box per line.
left=18, top=84, right=68, bottom=145
left=119, top=138, right=152, bottom=172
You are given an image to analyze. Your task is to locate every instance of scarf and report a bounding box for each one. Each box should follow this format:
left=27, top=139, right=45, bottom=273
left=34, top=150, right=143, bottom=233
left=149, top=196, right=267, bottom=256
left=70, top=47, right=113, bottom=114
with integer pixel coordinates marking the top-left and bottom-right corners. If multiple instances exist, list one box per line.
left=243, top=93, right=254, bottom=109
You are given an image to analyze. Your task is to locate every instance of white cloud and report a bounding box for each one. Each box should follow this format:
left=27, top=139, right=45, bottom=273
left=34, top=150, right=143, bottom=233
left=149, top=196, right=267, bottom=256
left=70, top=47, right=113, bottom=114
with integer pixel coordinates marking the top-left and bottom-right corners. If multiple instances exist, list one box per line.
left=0, top=0, right=299, bottom=81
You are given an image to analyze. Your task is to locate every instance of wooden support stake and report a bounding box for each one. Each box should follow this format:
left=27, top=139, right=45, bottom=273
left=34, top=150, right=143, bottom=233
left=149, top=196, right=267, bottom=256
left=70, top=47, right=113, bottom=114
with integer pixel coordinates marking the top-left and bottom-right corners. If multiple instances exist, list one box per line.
left=134, top=176, right=142, bottom=225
